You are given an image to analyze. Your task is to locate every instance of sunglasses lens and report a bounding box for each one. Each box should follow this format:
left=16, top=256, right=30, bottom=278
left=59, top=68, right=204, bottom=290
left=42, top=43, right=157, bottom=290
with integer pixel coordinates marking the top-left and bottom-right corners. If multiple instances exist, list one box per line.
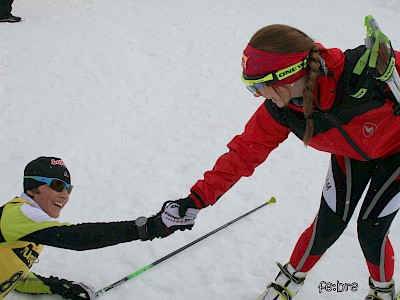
left=67, top=185, right=73, bottom=194
left=50, top=180, right=65, bottom=192
left=246, top=85, right=257, bottom=94
left=50, top=180, right=73, bottom=194
left=245, top=83, right=265, bottom=95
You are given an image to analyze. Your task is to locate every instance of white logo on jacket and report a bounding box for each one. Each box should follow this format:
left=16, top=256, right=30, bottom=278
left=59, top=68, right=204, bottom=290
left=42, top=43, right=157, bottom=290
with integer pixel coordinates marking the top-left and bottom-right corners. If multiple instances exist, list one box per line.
left=363, top=122, right=378, bottom=138
left=322, top=162, right=337, bottom=212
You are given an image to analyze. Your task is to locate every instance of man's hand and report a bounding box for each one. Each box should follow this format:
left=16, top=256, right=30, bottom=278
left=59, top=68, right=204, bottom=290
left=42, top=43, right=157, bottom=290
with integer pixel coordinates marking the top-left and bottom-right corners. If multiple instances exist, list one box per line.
left=38, top=275, right=95, bottom=300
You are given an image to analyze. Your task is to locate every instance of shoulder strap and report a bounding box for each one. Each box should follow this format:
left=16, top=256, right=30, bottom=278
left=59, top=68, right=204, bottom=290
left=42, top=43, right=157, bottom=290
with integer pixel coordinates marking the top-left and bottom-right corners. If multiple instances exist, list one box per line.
left=344, top=46, right=378, bottom=99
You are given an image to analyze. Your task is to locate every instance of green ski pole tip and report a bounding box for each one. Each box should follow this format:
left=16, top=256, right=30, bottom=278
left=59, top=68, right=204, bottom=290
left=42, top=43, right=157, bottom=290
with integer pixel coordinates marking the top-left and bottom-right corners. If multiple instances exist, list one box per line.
left=267, top=197, right=277, bottom=204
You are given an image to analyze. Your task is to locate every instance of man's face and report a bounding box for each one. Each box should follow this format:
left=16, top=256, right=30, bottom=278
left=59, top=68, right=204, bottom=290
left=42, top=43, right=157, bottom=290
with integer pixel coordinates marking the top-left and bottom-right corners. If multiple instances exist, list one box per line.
left=30, top=184, right=70, bottom=218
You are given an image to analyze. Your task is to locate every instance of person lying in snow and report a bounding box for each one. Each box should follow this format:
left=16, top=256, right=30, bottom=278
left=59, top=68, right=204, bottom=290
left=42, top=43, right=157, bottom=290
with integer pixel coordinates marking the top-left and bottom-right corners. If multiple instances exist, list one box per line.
left=0, top=156, right=198, bottom=300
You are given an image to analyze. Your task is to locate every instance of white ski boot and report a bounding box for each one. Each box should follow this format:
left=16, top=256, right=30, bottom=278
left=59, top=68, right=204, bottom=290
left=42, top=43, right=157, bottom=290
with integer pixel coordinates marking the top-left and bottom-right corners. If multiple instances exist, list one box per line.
left=257, top=262, right=306, bottom=300
left=365, top=277, right=395, bottom=300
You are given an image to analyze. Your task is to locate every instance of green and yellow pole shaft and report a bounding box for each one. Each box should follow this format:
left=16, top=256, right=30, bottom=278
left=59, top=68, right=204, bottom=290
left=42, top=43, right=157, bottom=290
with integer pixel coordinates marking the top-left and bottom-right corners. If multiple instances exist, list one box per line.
left=95, top=197, right=277, bottom=297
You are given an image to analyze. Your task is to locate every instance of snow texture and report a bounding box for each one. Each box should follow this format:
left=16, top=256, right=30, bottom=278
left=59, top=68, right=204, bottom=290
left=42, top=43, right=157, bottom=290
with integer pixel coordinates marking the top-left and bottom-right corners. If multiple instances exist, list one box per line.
left=1, top=0, right=400, bottom=299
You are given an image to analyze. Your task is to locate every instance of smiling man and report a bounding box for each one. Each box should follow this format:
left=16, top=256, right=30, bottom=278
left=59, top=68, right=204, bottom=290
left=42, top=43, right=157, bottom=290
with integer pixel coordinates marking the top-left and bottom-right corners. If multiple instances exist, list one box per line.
left=0, top=156, right=198, bottom=300
left=24, top=158, right=72, bottom=218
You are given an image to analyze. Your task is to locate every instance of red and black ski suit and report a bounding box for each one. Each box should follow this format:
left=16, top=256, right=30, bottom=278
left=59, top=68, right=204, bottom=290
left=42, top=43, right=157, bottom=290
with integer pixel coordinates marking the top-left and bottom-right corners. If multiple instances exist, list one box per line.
left=189, top=45, right=400, bottom=282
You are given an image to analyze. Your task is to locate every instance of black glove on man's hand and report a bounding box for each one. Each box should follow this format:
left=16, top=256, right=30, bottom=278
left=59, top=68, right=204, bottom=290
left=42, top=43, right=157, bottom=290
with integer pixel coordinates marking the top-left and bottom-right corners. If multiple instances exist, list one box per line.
left=37, top=275, right=95, bottom=300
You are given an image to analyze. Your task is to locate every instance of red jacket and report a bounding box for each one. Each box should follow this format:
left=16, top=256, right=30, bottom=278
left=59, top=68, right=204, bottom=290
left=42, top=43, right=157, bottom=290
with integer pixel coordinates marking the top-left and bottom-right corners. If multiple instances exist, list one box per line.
left=190, top=45, right=400, bottom=208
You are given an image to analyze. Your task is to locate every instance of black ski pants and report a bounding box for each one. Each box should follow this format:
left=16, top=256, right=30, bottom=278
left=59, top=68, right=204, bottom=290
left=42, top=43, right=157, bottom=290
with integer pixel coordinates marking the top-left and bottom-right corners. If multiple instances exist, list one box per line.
left=0, top=0, right=14, bottom=17
left=290, top=152, right=400, bottom=282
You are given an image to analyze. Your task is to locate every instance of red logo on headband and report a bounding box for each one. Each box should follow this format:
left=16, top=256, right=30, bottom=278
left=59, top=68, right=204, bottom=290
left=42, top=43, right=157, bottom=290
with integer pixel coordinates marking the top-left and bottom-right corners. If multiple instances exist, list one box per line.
left=51, top=159, right=65, bottom=166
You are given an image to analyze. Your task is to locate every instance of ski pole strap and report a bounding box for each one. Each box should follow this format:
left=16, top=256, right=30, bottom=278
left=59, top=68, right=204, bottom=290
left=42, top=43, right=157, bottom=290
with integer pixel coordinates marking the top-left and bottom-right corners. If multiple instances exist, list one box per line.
left=350, top=15, right=396, bottom=99
left=364, top=15, right=396, bottom=81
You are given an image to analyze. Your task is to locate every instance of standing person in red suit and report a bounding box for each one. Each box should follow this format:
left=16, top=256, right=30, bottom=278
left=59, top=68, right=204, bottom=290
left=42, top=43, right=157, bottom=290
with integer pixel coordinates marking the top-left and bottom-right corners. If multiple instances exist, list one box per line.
left=161, top=23, right=400, bottom=300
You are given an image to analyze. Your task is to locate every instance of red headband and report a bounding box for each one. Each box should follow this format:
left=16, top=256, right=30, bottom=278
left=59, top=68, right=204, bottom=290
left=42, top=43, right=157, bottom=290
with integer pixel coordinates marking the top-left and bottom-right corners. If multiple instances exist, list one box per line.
left=242, top=43, right=309, bottom=85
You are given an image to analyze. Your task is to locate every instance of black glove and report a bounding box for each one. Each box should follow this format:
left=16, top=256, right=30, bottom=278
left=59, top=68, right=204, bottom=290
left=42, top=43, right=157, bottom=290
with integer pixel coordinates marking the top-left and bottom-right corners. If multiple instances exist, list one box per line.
left=135, top=214, right=167, bottom=240
left=173, top=197, right=199, bottom=218
left=37, top=275, right=95, bottom=300
left=135, top=199, right=199, bottom=241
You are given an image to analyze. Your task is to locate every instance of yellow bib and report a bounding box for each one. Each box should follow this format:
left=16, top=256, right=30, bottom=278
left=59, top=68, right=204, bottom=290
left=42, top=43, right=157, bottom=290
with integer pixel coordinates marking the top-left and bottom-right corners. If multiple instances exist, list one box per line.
left=0, top=198, right=44, bottom=299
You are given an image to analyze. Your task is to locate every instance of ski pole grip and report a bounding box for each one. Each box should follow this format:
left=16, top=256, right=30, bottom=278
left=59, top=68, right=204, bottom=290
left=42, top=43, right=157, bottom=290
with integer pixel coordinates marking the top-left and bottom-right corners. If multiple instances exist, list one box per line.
left=368, top=17, right=380, bottom=31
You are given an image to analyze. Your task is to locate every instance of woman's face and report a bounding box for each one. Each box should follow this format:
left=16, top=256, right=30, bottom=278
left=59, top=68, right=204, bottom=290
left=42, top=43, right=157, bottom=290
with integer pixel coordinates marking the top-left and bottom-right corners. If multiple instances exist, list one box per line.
left=254, top=84, right=291, bottom=107
left=253, top=76, right=307, bottom=108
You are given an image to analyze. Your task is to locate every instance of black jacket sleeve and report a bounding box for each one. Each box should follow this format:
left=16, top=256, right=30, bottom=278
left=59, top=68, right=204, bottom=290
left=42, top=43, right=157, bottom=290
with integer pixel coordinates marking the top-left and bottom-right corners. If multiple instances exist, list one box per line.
left=21, top=221, right=139, bottom=251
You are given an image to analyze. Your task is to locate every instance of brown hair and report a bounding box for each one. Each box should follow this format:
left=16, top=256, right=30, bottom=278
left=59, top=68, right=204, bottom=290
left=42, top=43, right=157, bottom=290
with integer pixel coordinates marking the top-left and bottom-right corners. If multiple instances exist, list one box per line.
left=26, top=187, right=41, bottom=197
left=249, top=24, right=320, bottom=145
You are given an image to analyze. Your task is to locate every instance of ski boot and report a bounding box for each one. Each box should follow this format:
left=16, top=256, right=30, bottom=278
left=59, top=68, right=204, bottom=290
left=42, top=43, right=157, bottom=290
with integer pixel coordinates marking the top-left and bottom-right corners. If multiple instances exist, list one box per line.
left=365, top=277, right=395, bottom=300
left=0, top=13, right=22, bottom=22
left=257, top=262, right=306, bottom=300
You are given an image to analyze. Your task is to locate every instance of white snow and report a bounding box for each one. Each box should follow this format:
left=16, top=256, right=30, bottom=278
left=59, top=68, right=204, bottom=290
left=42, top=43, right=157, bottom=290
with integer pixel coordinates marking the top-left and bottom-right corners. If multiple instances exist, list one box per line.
left=1, top=0, right=400, bottom=299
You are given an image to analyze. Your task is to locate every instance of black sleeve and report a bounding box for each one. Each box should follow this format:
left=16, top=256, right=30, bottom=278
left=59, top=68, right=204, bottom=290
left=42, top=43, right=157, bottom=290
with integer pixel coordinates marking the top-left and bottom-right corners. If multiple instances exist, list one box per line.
left=21, top=221, right=139, bottom=251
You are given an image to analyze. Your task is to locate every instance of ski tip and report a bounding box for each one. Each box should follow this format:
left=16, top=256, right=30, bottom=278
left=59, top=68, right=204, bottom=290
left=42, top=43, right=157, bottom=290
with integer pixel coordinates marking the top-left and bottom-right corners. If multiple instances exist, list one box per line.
left=267, top=197, right=277, bottom=204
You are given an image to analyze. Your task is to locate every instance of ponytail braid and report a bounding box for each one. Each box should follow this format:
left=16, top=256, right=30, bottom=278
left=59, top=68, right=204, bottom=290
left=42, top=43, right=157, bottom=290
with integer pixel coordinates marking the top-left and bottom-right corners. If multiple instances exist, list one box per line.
left=302, top=45, right=320, bottom=145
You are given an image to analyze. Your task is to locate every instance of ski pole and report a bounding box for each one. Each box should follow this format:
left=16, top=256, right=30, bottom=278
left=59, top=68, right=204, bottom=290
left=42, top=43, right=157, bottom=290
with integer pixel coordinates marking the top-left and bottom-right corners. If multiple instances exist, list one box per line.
left=95, top=197, right=277, bottom=297
left=365, top=15, right=400, bottom=103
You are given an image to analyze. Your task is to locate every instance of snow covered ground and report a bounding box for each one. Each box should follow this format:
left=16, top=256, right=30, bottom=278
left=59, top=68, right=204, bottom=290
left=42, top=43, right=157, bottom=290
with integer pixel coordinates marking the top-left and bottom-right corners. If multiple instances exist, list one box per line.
left=1, top=0, right=400, bottom=299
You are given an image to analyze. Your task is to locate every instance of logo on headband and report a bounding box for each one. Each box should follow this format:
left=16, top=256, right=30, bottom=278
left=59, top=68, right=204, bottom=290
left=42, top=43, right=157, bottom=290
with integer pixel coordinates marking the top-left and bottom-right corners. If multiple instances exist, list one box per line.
left=241, top=54, right=248, bottom=69
left=277, top=59, right=308, bottom=80
left=51, top=159, right=65, bottom=166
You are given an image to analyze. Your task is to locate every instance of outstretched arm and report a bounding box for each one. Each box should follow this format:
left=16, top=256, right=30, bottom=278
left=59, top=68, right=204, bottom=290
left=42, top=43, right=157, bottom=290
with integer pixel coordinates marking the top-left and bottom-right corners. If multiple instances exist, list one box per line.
left=159, top=102, right=290, bottom=218
left=21, top=221, right=140, bottom=250
left=190, top=102, right=290, bottom=208
left=20, top=212, right=197, bottom=250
